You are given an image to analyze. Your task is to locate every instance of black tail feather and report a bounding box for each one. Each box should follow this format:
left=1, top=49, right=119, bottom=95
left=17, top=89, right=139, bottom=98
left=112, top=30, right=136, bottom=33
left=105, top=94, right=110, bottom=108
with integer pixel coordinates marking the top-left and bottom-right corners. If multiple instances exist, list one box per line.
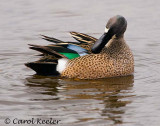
left=25, top=62, right=59, bottom=76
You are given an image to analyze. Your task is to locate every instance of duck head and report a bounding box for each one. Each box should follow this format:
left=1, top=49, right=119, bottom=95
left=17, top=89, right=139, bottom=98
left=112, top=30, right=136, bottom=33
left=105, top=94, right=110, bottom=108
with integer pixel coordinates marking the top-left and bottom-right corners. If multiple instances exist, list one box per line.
left=91, top=15, right=127, bottom=53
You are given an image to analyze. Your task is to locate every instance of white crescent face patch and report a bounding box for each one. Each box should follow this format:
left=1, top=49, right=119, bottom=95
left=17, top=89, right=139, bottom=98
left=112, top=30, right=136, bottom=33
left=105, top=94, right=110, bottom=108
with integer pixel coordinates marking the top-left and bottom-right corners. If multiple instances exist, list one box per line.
left=105, top=27, right=109, bottom=33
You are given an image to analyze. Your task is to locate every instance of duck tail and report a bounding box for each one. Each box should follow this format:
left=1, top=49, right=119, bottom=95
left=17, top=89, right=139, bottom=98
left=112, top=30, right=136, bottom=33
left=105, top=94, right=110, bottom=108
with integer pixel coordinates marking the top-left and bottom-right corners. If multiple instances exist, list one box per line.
left=25, top=62, right=59, bottom=76
left=25, top=44, right=68, bottom=76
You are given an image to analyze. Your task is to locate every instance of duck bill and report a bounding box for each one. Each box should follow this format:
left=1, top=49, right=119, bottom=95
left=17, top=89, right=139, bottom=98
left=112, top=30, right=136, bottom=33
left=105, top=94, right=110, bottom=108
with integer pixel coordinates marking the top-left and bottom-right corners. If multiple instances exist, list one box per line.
left=91, top=32, right=111, bottom=53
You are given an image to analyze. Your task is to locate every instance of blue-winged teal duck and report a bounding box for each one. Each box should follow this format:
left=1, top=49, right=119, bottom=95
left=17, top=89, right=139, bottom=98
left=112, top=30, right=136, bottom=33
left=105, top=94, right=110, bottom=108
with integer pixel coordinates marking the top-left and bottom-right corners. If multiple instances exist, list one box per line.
left=25, top=15, right=134, bottom=79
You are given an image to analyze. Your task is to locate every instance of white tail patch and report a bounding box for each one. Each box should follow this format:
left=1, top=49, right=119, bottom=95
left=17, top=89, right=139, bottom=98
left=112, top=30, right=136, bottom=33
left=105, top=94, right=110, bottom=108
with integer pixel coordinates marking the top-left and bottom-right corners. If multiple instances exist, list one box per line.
left=56, top=58, right=69, bottom=74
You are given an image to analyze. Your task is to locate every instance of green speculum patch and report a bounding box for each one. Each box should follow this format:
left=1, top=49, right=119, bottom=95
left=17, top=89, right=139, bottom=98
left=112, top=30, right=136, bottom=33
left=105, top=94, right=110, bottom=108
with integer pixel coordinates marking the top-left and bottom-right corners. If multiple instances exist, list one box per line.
left=59, top=53, right=80, bottom=59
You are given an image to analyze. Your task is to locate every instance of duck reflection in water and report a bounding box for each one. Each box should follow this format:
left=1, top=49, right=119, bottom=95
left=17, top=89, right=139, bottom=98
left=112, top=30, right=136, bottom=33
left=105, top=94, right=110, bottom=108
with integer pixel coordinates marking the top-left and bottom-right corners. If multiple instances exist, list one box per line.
left=25, top=75, right=134, bottom=124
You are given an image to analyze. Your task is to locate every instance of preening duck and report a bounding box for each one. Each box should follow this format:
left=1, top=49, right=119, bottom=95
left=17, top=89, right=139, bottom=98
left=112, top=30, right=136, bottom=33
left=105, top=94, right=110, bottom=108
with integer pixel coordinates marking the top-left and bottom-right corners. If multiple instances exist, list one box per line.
left=25, top=15, right=134, bottom=79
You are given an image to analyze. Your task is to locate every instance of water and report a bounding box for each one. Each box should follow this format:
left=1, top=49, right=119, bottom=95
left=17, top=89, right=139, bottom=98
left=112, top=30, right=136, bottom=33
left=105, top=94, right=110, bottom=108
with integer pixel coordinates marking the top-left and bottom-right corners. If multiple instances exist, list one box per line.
left=0, top=0, right=160, bottom=126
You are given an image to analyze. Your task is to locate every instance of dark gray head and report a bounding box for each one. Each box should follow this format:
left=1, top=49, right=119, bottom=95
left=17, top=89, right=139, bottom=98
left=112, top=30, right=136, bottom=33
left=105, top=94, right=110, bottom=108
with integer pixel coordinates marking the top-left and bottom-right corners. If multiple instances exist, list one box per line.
left=106, top=15, right=127, bottom=37
left=91, top=15, right=127, bottom=53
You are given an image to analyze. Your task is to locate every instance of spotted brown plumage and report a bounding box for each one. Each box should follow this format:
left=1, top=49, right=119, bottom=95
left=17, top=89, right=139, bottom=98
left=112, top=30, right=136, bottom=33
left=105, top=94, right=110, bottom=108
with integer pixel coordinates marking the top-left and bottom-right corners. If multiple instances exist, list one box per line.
left=25, top=15, right=134, bottom=79
left=62, top=36, right=134, bottom=79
